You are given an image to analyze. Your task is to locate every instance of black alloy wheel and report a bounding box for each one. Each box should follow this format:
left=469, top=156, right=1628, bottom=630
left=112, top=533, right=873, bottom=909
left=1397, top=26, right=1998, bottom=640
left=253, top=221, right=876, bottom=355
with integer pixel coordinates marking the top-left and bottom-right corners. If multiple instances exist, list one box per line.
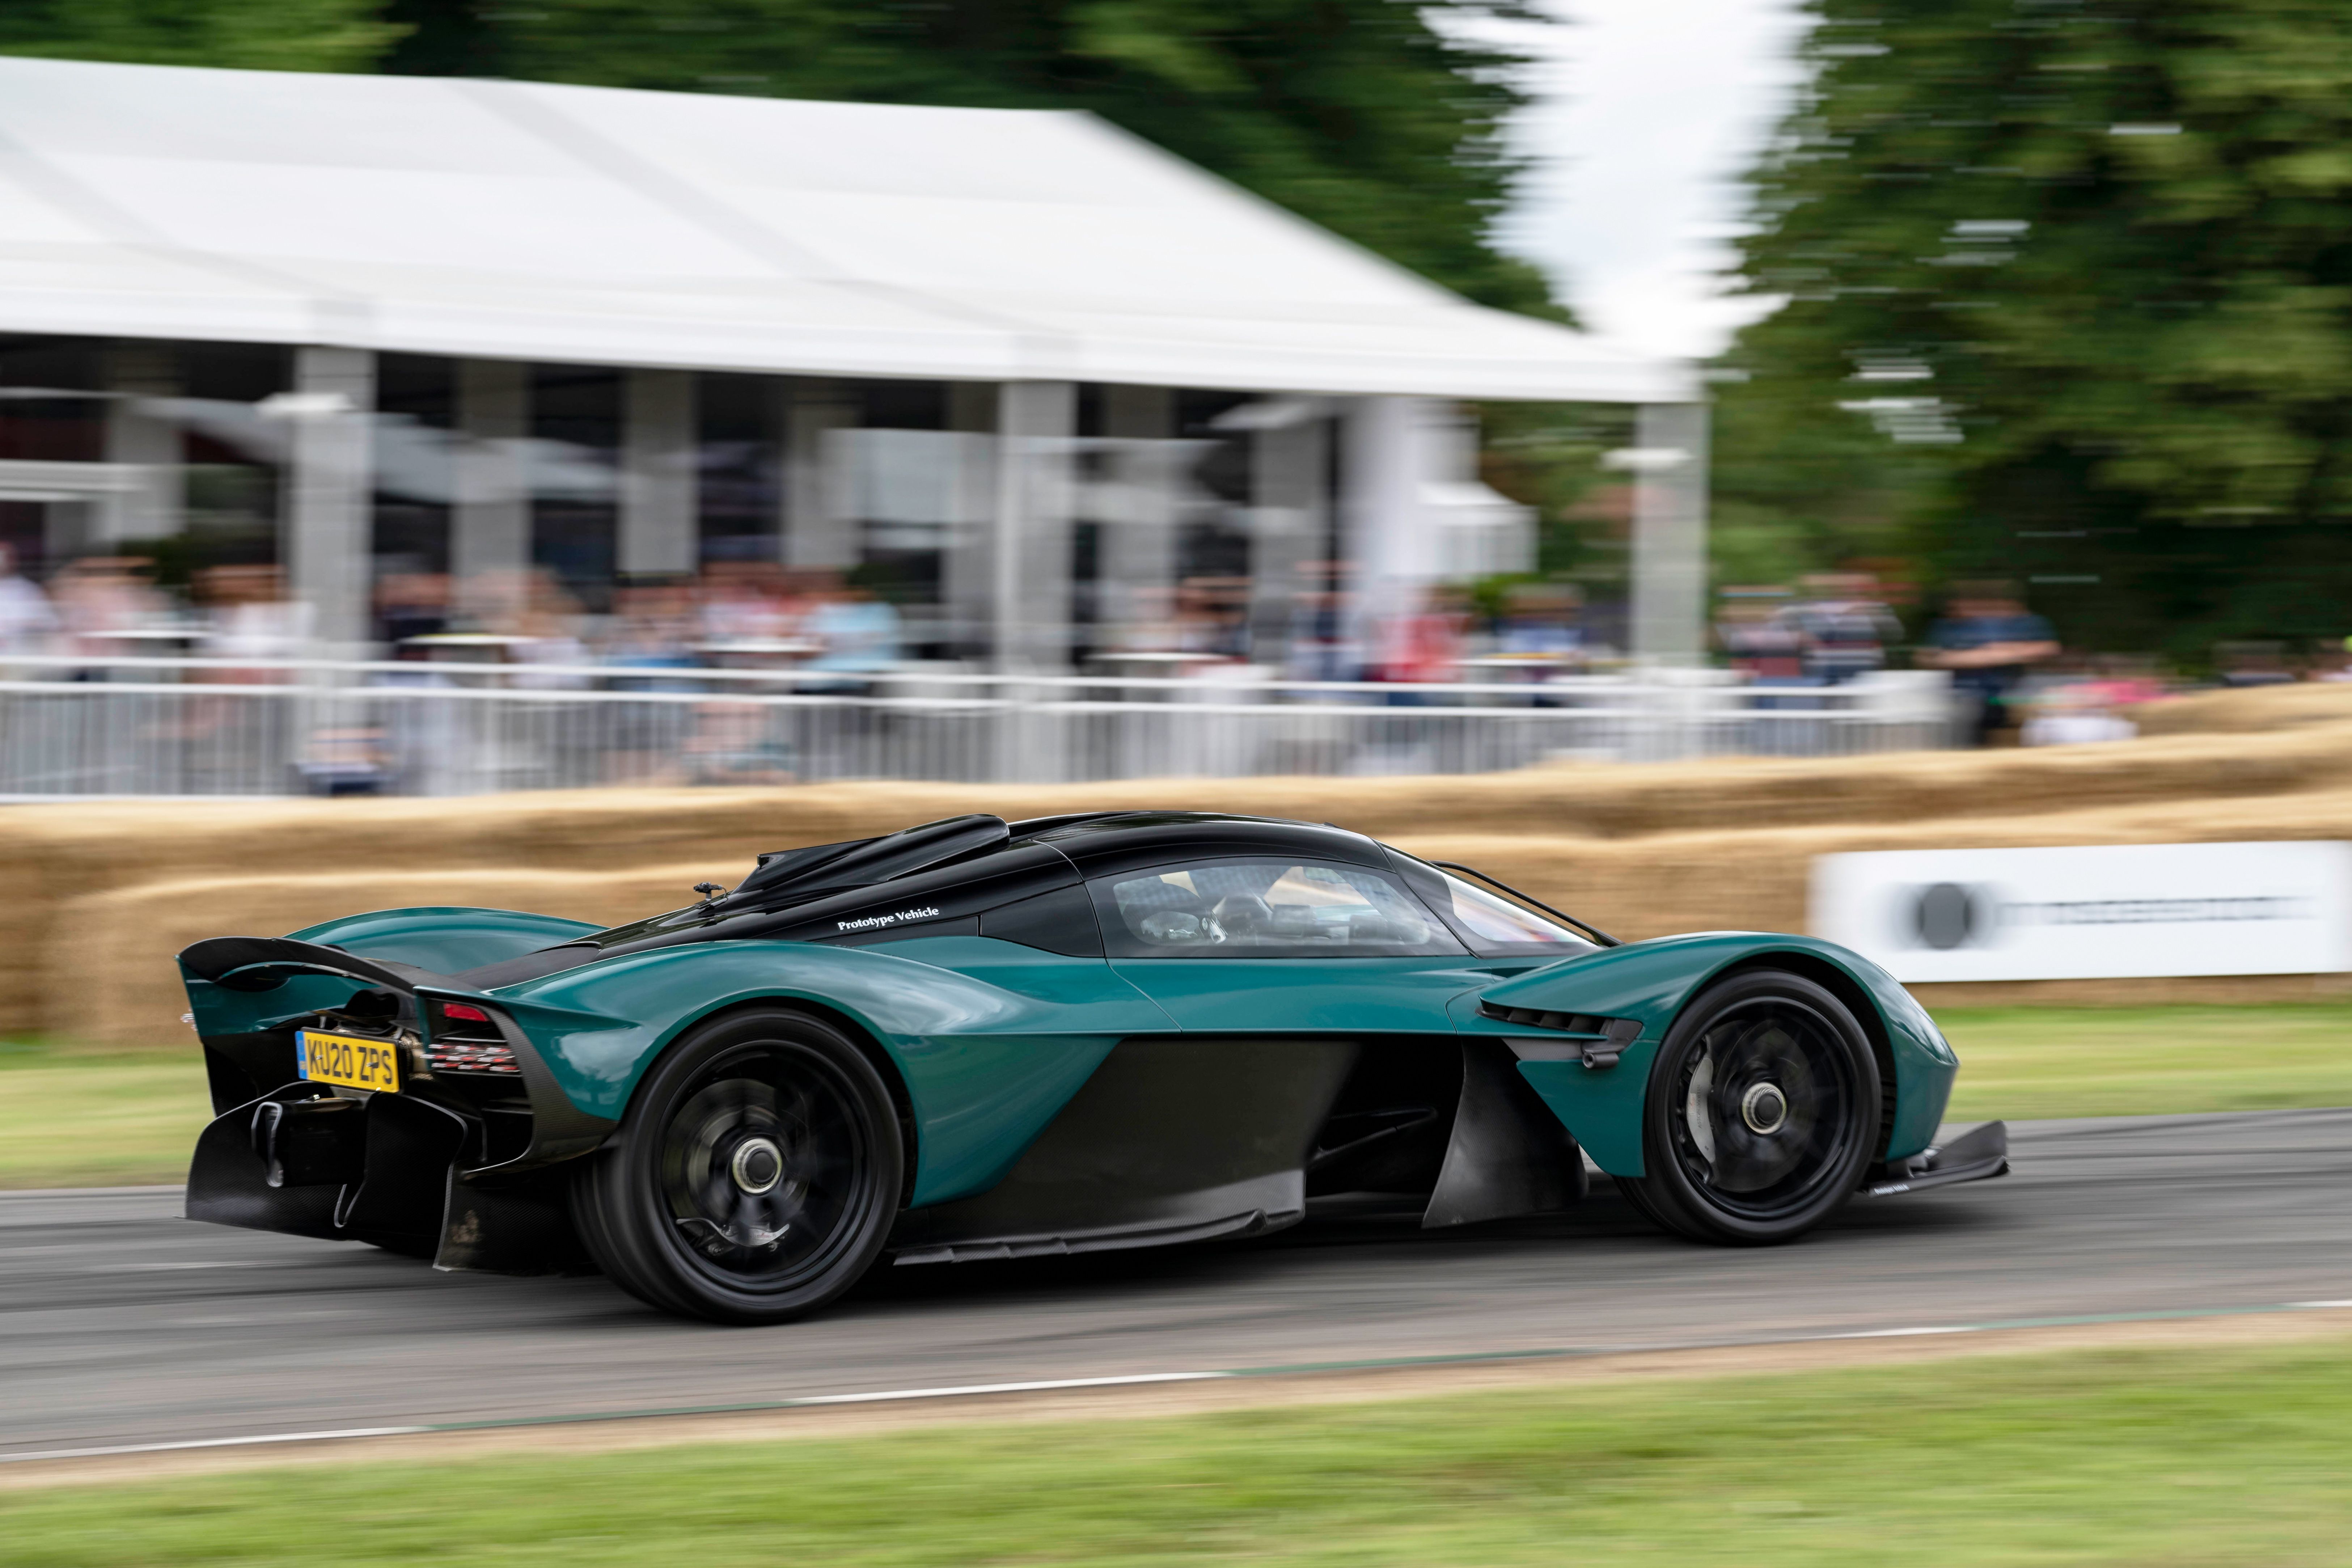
left=573, top=1009, right=903, bottom=1324
left=1615, top=970, right=1879, bottom=1245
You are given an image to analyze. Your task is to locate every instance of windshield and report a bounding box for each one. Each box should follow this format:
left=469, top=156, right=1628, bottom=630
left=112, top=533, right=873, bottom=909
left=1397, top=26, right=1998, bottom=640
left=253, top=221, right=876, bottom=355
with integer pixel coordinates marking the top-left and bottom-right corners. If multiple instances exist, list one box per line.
left=1437, top=872, right=1592, bottom=950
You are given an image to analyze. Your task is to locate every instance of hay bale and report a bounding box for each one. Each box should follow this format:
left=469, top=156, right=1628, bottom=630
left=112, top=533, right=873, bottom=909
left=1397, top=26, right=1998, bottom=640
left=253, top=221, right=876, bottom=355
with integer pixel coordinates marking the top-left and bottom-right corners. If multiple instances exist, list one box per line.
left=1395, top=781, right=2352, bottom=953
left=2127, top=682, right=2352, bottom=737
left=28, top=727, right=2352, bottom=1044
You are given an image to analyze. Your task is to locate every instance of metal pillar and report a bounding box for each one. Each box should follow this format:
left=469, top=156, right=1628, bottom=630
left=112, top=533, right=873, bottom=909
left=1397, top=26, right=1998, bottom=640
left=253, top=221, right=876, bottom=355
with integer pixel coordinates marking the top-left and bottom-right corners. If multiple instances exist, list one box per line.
left=785, top=379, right=858, bottom=571
left=1249, top=403, right=1327, bottom=664
left=942, top=382, right=999, bottom=656
left=619, top=368, right=696, bottom=576
left=283, top=346, right=375, bottom=648
left=453, top=359, right=529, bottom=585
left=1629, top=402, right=1710, bottom=666
left=99, top=341, right=181, bottom=545
left=1099, top=384, right=1177, bottom=646
left=1340, top=395, right=1435, bottom=652
left=991, top=380, right=1076, bottom=672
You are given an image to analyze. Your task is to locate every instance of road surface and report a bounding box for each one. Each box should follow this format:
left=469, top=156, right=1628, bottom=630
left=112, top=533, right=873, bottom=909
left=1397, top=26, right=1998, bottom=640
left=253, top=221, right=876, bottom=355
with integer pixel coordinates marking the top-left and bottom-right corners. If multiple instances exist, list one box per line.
left=5, top=1109, right=2350, bottom=1457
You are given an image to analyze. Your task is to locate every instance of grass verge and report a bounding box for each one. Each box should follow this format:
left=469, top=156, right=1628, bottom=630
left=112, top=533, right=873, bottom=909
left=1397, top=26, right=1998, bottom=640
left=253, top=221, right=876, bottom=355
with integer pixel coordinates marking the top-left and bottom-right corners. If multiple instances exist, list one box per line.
left=6, top=1340, right=2351, bottom=1565
left=1937, top=1002, right=2352, bottom=1122
left=0, top=1043, right=207, bottom=1189
left=4, top=1001, right=2350, bottom=1189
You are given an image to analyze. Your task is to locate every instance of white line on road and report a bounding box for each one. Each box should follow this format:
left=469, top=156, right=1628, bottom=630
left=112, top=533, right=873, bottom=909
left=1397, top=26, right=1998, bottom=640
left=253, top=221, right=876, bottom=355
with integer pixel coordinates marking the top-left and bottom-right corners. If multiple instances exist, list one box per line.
left=7, top=1302, right=2350, bottom=1468
left=0, top=1428, right=430, bottom=1463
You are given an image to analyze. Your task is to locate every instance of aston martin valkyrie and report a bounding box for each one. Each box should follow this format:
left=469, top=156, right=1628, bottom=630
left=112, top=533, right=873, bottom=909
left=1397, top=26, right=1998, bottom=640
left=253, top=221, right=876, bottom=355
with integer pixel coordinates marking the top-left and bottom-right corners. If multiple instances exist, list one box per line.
left=179, top=811, right=2005, bottom=1323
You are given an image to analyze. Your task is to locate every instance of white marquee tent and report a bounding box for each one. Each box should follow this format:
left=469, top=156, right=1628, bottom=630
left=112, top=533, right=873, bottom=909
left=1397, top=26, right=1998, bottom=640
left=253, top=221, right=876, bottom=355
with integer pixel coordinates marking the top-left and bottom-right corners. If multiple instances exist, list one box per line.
left=0, top=55, right=1690, bottom=403
left=0, top=55, right=1706, bottom=662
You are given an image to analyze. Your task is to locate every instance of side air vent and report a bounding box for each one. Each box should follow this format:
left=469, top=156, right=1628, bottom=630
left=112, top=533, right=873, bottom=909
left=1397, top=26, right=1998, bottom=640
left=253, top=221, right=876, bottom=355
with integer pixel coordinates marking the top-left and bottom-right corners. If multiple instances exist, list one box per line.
left=1479, top=1001, right=1621, bottom=1037
left=1481, top=1005, right=1644, bottom=1070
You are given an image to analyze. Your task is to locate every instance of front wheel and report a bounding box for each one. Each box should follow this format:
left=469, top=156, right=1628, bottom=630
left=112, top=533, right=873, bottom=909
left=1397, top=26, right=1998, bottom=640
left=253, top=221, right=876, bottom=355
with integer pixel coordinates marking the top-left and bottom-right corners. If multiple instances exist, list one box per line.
left=573, top=1009, right=903, bottom=1324
left=1616, top=969, right=1880, bottom=1246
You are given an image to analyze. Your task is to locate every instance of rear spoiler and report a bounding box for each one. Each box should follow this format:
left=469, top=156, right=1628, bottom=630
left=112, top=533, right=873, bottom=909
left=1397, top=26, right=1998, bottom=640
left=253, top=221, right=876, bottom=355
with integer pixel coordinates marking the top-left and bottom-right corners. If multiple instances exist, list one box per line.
left=179, top=935, right=621, bottom=1032
left=178, top=936, right=448, bottom=995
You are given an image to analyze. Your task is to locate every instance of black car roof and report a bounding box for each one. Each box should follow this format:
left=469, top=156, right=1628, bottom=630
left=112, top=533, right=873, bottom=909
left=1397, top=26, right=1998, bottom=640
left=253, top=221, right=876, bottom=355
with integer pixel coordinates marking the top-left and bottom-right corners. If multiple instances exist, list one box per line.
left=727, top=811, right=1386, bottom=910
left=1011, top=811, right=1388, bottom=875
left=464, top=811, right=1397, bottom=983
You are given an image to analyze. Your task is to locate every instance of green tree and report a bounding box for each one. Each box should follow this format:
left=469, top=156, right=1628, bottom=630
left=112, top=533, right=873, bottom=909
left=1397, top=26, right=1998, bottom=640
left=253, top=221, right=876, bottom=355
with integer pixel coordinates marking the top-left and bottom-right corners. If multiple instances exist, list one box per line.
left=385, top=0, right=1564, bottom=317
left=1719, top=0, right=2352, bottom=662
left=0, top=0, right=399, bottom=72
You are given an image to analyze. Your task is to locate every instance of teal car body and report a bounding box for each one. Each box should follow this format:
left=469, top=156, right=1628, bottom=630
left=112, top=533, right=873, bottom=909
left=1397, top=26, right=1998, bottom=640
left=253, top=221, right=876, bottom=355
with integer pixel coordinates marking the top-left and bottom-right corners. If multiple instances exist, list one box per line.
left=177, top=810, right=1993, bottom=1292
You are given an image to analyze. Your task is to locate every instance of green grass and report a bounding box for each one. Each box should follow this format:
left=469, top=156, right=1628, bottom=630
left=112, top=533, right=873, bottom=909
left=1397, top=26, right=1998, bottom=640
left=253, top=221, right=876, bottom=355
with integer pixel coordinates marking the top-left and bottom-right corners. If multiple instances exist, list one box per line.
left=6, top=1340, right=2352, bottom=1565
left=0, top=1042, right=207, bottom=1189
left=3, top=1002, right=2349, bottom=1190
left=1938, top=1002, right=2352, bottom=1122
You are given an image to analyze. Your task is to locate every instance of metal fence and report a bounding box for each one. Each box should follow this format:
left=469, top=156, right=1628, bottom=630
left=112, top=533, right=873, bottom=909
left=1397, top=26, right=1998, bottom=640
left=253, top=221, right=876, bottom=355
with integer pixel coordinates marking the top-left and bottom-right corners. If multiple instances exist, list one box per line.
left=0, top=657, right=1956, bottom=798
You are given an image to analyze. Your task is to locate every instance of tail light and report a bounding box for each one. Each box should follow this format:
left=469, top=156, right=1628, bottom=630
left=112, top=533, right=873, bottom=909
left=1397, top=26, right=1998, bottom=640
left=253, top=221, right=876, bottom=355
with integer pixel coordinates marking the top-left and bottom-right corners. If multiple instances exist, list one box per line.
left=426, top=1001, right=520, bottom=1075
left=425, top=1040, right=520, bottom=1075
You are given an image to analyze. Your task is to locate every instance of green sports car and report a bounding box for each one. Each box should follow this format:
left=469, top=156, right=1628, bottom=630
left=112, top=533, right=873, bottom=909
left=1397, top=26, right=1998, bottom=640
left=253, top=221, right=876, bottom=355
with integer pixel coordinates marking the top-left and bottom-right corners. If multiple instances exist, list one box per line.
left=178, top=810, right=2006, bottom=1324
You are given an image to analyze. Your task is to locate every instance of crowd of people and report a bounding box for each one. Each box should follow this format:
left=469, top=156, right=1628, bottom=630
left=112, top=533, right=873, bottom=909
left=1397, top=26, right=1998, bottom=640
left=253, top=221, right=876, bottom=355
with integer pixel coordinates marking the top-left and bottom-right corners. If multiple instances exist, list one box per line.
left=1713, top=574, right=2220, bottom=747
left=4, top=538, right=2339, bottom=762
left=0, top=547, right=911, bottom=682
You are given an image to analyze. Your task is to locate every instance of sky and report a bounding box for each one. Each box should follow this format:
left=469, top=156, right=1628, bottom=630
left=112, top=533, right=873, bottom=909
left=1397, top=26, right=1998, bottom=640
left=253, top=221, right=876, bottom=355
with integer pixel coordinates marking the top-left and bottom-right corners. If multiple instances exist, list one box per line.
left=1489, top=0, right=1814, bottom=363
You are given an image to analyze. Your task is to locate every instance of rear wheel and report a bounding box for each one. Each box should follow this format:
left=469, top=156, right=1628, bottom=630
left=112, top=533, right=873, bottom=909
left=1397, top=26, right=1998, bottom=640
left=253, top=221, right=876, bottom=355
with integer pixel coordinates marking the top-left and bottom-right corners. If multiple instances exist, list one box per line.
left=573, top=1009, right=902, bottom=1324
left=1616, top=970, right=1879, bottom=1245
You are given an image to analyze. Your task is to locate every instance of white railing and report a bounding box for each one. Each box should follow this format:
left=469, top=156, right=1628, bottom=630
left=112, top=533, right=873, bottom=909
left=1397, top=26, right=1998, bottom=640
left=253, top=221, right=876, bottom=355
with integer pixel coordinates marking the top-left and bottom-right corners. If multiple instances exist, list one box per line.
left=0, top=657, right=1955, bottom=796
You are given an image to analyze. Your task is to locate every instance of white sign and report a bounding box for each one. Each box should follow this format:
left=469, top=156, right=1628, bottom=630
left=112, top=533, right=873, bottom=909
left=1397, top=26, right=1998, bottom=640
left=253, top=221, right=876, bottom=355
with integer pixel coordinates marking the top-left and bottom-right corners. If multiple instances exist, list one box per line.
left=1809, top=842, right=2352, bottom=982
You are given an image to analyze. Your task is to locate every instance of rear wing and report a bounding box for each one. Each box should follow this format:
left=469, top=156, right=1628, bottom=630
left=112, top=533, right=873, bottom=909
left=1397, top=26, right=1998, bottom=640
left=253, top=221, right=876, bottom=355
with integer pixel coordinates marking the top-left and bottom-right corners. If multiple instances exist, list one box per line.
left=178, top=935, right=445, bottom=996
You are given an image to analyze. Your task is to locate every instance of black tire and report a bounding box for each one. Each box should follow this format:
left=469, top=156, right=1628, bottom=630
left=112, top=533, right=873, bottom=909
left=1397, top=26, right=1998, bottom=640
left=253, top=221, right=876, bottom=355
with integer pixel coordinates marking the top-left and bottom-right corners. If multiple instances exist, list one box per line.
left=1615, top=970, right=1880, bottom=1246
left=1608, top=1172, right=1675, bottom=1231
left=572, top=1008, right=903, bottom=1324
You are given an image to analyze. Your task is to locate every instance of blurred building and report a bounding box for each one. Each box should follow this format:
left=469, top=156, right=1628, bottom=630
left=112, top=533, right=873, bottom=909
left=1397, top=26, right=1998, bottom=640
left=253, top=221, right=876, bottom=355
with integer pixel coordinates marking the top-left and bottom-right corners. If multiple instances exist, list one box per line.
left=0, top=55, right=1702, bottom=667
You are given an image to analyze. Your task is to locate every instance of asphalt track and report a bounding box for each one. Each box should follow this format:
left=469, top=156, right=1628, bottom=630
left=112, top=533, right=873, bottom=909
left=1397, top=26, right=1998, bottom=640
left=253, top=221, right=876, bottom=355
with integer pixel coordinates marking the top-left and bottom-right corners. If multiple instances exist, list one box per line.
left=6, top=1108, right=2352, bottom=1461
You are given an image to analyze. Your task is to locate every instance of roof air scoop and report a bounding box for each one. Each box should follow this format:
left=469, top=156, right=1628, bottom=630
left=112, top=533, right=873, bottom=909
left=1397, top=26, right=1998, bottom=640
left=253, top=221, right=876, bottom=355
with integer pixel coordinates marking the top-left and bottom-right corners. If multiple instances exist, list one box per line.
left=724, top=815, right=1011, bottom=908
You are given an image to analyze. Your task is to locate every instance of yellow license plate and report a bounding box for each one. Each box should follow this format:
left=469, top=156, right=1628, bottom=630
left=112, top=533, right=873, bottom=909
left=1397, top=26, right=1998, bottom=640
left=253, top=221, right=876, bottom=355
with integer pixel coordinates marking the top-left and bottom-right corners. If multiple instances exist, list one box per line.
left=296, top=1029, right=402, bottom=1094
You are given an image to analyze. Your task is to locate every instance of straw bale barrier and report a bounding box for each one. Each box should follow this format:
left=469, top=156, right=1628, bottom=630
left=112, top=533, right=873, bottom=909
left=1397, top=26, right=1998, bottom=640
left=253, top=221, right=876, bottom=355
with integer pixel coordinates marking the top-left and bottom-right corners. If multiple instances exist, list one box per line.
left=2128, top=681, right=2352, bottom=737
left=23, top=719, right=2352, bottom=1047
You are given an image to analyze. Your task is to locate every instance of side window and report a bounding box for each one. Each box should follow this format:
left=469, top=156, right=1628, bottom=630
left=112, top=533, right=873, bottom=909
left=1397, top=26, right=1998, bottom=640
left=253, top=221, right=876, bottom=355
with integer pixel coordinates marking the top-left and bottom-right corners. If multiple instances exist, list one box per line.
left=1095, top=861, right=1463, bottom=957
left=1391, top=856, right=1599, bottom=959
left=978, top=883, right=1104, bottom=957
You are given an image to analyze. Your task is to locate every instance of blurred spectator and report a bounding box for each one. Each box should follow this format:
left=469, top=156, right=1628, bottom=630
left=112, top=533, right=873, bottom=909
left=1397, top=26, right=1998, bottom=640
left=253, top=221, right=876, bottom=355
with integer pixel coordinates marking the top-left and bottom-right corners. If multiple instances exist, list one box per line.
left=1495, top=582, right=1585, bottom=670
left=602, top=577, right=701, bottom=785
left=0, top=542, right=58, bottom=656
left=488, top=569, right=591, bottom=688
left=1920, top=582, right=2060, bottom=745
left=2020, top=659, right=2140, bottom=746
left=53, top=555, right=165, bottom=663
left=1715, top=586, right=1805, bottom=682
left=698, top=560, right=794, bottom=645
left=1788, top=571, right=1900, bottom=685
left=1175, top=575, right=1251, bottom=661
left=200, top=564, right=313, bottom=680
left=801, top=574, right=902, bottom=676
left=375, top=571, right=450, bottom=647
left=1286, top=563, right=1358, bottom=684
left=604, top=578, right=700, bottom=679
left=1372, top=586, right=1469, bottom=687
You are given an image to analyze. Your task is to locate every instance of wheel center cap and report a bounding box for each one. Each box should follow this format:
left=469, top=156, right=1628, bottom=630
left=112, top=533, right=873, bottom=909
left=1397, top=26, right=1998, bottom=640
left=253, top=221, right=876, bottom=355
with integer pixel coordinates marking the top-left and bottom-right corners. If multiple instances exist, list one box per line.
left=1741, top=1082, right=1789, bottom=1135
left=730, top=1136, right=785, bottom=1195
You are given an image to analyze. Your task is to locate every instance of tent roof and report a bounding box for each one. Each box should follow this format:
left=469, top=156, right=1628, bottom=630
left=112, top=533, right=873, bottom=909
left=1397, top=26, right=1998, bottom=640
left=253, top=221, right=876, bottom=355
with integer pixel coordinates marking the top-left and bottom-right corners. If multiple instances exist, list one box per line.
left=0, top=56, right=1693, bottom=403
